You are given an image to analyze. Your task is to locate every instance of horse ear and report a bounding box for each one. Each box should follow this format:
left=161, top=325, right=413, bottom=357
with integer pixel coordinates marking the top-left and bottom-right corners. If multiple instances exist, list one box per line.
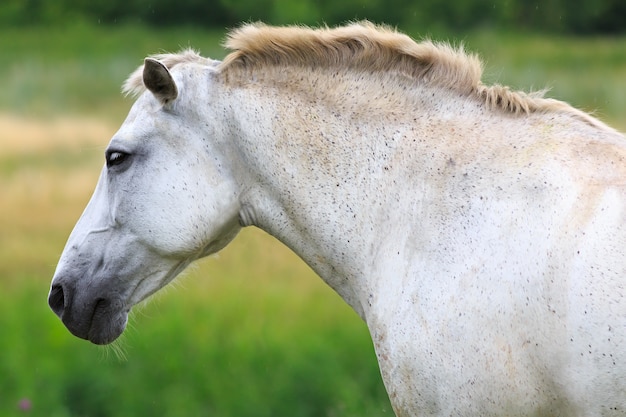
left=143, top=58, right=178, bottom=104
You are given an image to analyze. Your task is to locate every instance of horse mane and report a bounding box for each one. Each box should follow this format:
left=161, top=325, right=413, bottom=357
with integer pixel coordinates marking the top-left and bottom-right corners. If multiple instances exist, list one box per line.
left=221, top=22, right=481, bottom=91
left=123, top=22, right=613, bottom=131
left=221, top=22, right=595, bottom=119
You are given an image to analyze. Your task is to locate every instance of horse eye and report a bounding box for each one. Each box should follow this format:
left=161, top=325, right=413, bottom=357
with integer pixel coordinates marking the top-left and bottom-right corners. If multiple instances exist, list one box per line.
left=105, top=150, right=130, bottom=168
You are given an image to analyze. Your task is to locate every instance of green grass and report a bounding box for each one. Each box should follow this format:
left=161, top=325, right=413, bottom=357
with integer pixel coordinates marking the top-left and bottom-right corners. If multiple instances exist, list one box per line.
left=0, top=252, right=390, bottom=417
left=1, top=23, right=625, bottom=417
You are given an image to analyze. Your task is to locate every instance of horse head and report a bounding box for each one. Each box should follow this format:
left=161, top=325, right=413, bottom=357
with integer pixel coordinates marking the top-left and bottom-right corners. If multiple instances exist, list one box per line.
left=48, top=58, right=241, bottom=344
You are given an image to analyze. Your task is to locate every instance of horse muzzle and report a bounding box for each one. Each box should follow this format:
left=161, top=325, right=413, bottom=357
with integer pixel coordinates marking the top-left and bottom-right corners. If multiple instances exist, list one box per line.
left=48, top=280, right=128, bottom=345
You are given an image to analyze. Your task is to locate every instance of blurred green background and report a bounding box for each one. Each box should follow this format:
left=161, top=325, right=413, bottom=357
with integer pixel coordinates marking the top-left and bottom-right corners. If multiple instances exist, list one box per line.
left=1, top=1, right=625, bottom=416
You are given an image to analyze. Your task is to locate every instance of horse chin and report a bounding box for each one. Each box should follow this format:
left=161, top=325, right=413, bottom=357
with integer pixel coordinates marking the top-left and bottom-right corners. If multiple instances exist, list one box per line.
left=85, top=310, right=128, bottom=345
left=59, top=297, right=129, bottom=345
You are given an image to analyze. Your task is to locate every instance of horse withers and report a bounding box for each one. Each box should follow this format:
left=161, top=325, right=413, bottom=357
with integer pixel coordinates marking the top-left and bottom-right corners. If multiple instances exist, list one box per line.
left=49, top=22, right=626, bottom=416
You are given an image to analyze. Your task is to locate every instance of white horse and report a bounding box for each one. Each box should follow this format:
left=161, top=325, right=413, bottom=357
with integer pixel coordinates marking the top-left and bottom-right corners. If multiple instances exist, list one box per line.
left=49, top=22, right=626, bottom=416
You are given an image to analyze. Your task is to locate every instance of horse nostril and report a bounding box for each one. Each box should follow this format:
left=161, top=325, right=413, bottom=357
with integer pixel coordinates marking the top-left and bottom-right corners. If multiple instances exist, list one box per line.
left=48, top=284, right=66, bottom=317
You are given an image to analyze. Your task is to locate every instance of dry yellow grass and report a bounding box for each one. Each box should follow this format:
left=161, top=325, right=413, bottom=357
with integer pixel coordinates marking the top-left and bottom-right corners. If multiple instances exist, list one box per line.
left=0, top=113, right=111, bottom=281
left=0, top=113, right=115, bottom=156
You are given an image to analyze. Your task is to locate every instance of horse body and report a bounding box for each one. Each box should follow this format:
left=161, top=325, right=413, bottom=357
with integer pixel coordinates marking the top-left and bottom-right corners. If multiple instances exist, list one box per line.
left=49, top=23, right=626, bottom=416
left=230, top=74, right=626, bottom=415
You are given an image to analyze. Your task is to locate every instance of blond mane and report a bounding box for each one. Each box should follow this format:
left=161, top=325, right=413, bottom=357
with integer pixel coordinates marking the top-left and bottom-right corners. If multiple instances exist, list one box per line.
left=124, top=22, right=613, bottom=131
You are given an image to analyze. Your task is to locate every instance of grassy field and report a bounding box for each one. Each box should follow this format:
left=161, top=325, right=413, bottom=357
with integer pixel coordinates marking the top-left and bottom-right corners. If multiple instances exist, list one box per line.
left=1, top=22, right=625, bottom=416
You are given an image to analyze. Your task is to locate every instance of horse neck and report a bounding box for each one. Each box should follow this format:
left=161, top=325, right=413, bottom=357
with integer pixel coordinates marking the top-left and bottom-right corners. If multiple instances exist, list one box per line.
left=219, top=69, right=605, bottom=319
left=220, top=70, right=459, bottom=314
left=222, top=66, right=620, bottom=317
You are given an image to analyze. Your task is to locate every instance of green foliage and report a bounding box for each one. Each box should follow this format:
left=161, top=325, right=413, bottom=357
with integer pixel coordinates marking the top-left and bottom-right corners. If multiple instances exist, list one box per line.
left=1, top=0, right=625, bottom=33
